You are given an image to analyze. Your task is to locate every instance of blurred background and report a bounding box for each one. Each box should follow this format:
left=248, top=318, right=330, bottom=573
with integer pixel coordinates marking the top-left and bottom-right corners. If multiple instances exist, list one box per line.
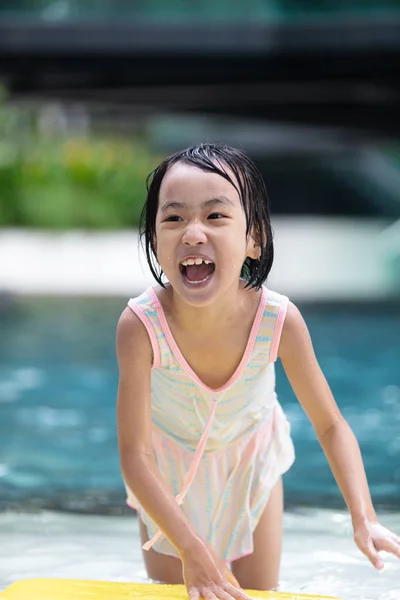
left=0, top=2, right=400, bottom=597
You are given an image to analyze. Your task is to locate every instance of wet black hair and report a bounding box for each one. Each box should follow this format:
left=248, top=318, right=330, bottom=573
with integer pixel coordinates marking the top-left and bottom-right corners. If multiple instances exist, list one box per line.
left=139, top=143, right=274, bottom=290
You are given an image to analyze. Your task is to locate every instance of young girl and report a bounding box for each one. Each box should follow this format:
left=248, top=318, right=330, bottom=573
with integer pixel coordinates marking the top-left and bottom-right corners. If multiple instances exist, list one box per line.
left=116, top=143, right=400, bottom=600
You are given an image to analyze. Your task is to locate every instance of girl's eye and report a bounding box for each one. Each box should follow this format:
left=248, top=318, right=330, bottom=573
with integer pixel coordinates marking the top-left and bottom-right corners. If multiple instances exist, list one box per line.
left=208, top=213, right=224, bottom=220
left=164, top=215, right=183, bottom=222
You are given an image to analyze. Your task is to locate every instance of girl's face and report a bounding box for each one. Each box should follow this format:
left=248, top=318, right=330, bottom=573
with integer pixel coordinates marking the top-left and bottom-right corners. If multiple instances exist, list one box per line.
left=154, top=162, right=259, bottom=306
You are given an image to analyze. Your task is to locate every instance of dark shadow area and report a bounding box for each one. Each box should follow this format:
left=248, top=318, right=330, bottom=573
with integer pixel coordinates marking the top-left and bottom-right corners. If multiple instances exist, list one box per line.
left=1, top=2, right=400, bottom=135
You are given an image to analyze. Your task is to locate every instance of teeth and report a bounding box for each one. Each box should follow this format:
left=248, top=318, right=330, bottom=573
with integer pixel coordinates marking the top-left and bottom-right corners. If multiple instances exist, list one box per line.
left=181, top=258, right=213, bottom=266
left=189, top=277, right=209, bottom=284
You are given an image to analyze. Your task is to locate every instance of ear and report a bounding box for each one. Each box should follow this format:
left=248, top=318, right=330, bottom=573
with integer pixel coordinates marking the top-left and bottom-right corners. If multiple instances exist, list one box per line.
left=246, top=229, right=262, bottom=260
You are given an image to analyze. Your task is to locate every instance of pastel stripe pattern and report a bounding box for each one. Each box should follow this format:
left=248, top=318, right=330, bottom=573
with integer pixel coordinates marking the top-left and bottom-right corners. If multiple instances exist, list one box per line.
left=125, top=286, right=295, bottom=562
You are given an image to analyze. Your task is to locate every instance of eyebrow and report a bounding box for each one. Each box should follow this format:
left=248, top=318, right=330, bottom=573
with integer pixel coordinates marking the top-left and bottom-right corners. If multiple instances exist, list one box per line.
left=160, top=195, right=235, bottom=214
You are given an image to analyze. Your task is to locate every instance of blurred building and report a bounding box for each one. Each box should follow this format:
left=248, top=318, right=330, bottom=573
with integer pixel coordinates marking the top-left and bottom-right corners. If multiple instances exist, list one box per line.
left=1, top=1, right=400, bottom=135
left=0, top=1, right=400, bottom=299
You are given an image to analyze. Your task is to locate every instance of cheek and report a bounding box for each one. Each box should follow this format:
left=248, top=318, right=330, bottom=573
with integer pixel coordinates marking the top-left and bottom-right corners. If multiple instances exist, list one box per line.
left=219, top=237, right=247, bottom=273
left=153, top=227, right=166, bottom=256
left=157, top=249, right=173, bottom=267
left=155, top=236, right=175, bottom=270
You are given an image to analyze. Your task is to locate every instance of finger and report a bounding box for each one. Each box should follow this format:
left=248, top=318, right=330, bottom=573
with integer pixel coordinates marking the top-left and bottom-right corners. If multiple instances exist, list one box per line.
left=362, top=539, right=384, bottom=570
left=203, top=584, right=240, bottom=600
left=224, top=582, right=254, bottom=600
left=391, top=533, right=400, bottom=546
left=188, top=588, right=200, bottom=600
left=203, top=591, right=219, bottom=600
left=380, top=537, right=400, bottom=559
left=212, top=589, right=236, bottom=600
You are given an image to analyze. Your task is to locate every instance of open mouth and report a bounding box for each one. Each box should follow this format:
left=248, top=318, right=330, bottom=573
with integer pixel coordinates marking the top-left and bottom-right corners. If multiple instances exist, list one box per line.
left=179, top=258, right=215, bottom=285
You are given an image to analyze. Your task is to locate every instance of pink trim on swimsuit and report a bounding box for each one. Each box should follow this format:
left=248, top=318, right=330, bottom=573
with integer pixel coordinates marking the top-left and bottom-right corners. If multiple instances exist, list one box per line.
left=269, top=295, right=289, bottom=363
left=146, top=286, right=267, bottom=392
left=127, top=300, right=161, bottom=369
left=228, top=550, right=253, bottom=562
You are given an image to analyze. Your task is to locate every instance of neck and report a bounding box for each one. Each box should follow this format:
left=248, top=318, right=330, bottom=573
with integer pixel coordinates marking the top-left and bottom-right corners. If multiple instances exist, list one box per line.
left=168, top=282, right=247, bottom=337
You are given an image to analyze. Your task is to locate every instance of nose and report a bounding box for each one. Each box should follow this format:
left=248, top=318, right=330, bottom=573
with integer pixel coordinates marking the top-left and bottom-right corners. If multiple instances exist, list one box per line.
left=181, top=220, right=207, bottom=246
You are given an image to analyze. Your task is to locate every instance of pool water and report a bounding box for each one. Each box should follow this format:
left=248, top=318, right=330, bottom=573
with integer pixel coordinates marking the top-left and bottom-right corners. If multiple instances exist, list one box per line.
left=0, top=297, right=399, bottom=509
left=0, top=297, right=400, bottom=597
left=1, top=509, right=400, bottom=599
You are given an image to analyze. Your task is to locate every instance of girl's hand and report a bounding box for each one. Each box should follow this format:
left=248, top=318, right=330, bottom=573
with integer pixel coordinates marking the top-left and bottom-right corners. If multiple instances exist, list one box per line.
left=354, top=520, right=400, bottom=569
left=181, top=543, right=252, bottom=600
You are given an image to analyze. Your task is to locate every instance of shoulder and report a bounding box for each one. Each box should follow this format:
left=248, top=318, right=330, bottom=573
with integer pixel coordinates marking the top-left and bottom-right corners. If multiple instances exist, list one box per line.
left=279, top=301, right=312, bottom=360
left=117, top=305, right=148, bottom=339
left=116, top=306, right=153, bottom=366
left=281, top=300, right=303, bottom=330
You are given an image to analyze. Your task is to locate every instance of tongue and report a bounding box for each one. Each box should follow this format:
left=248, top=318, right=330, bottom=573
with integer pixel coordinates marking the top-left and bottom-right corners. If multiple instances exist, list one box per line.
left=185, top=263, right=214, bottom=282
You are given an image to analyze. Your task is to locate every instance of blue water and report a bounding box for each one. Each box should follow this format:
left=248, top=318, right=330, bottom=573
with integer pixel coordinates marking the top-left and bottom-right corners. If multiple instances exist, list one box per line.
left=0, top=297, right=400, bottom=511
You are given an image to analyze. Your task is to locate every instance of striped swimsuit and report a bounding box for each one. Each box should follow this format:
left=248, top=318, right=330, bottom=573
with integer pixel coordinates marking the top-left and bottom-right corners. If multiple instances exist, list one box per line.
left=125, top=285, right=295, bottom=562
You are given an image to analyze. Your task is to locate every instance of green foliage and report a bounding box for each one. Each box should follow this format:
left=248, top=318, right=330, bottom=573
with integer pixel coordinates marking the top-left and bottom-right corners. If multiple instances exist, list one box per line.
left=0, top=97, right=160, bottom=229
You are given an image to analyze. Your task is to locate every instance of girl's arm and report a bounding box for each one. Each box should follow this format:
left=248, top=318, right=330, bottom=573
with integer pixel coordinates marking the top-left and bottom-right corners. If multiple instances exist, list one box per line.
left=116, top=308, right=250, bottom=600
left=278, top=302, right=400, bottom=569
